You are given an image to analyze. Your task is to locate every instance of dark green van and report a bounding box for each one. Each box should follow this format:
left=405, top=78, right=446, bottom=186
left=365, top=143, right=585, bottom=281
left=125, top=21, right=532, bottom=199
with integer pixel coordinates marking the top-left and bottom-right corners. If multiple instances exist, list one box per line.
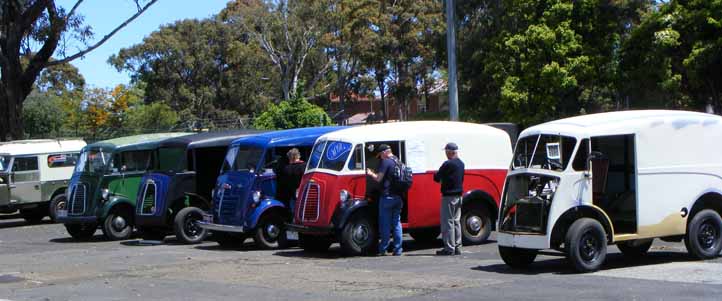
left=56, top=133, right=190, bottom=240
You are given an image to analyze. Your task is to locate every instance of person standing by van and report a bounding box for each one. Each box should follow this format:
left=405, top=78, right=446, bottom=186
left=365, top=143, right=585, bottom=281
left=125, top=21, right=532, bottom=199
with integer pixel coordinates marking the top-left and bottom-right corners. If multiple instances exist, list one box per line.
left=366, top=144, right=403, bottom=256
left=434, top=143, right=465, bottom=256
left=277, top=148, right=305, bottom=213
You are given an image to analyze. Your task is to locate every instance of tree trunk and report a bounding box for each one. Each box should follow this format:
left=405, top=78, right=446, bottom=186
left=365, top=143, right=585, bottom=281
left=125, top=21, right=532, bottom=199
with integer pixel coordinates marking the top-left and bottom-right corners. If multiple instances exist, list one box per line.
left=0, top=81, right=28, bottom=141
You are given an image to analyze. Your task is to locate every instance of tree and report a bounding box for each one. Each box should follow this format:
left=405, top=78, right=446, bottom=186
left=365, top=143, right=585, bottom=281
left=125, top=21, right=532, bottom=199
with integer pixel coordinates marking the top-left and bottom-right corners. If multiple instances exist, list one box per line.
left=109, top=18, right=275, bottom=122
left=253, top=94, right=332, bottom=129
left=220, top=0, right=331, bottom=101
left=126, top=102, right=179, bottom=134
left=0, top=0, right=158, bottom=141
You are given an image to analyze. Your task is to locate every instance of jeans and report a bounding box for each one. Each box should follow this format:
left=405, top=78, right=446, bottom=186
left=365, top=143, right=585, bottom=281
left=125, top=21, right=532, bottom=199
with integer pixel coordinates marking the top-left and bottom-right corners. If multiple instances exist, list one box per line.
left=378, top=194, right=403, bottom=255
left=441, top=195, right=462, bottom=252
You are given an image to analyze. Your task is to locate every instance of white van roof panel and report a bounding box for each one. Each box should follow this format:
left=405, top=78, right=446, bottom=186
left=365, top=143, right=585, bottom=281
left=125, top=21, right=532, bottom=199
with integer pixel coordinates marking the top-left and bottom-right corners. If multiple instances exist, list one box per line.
left=0, top=139, right=86, bottom=156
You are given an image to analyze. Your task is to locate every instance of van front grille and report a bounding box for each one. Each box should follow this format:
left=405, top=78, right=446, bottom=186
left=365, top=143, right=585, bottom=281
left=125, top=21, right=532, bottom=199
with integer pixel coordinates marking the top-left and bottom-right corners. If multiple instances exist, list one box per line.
left=69, top=184, right=86, bottom=215
left=301, top=183, right=320, bottom=222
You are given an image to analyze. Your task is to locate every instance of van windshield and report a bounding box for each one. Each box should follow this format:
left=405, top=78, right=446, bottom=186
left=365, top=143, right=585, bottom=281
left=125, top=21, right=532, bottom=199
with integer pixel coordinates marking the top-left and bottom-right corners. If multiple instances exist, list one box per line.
left=221, top=145, right=264, bottom=173
left=317, top=141, right=353, bottom=172
left=75, top=149, right=112, bottom=174
left=512, top=134, right=576, bottom=171
left=0, top=155, right=9, bottom=172
left=307, top=140, right=326, bottom=170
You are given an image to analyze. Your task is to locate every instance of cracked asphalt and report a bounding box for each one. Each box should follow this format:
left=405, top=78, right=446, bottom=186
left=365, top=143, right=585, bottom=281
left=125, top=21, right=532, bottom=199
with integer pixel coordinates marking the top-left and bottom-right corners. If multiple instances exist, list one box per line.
left=1, top=213, right=722, bottom=300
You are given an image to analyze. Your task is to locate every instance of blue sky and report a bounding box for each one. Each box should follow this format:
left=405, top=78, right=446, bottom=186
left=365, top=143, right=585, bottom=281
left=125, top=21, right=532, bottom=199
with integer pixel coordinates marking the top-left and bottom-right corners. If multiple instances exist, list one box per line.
left=56, top=0, right=230, bottom=88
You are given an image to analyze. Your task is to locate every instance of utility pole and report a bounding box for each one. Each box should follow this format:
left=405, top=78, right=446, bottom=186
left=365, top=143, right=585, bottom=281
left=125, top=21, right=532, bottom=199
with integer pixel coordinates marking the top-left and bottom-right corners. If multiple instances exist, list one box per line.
left=446, top=0, right=459, bottom=121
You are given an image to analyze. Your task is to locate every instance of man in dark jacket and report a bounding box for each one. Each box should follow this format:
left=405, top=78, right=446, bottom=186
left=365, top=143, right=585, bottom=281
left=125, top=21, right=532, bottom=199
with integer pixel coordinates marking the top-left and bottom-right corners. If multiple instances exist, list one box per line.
left=434, top=142, right=465, bottom=256
left=276, top=148, right=305, bottom=213
left=366, top=144, right=403, bottom=256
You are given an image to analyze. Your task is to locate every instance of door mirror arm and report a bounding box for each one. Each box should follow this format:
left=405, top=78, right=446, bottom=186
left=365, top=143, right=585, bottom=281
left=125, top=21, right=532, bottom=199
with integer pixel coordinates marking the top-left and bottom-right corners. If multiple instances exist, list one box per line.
left=584, top=151, right=604, bottom=178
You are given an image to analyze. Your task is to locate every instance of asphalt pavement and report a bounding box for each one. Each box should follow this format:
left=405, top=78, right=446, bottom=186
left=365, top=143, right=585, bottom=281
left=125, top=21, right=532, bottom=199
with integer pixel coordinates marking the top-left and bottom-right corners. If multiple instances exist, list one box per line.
left=1, top=214, right=721, bottom=300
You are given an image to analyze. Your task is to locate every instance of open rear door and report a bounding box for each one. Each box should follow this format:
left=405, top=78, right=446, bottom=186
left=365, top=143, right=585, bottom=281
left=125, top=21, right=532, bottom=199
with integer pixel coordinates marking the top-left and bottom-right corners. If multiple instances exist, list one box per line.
left=0, top=172, right=10, bottom=209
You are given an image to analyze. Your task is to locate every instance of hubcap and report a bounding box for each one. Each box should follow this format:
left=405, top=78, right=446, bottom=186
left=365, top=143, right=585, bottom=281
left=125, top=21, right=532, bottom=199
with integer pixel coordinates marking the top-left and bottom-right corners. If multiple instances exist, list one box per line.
left=266, top=223, right=280, bottom=240
left=466, top=215, right=482, bottom=234
left=579, top=232, right=599, bottom=262
left=185, top=215, right=201, bottom=237
left=352, top=223, right=369, bottom=244
left=112, top=215, right=127, bottom=231
left=698, top=221, right=718, bottom=250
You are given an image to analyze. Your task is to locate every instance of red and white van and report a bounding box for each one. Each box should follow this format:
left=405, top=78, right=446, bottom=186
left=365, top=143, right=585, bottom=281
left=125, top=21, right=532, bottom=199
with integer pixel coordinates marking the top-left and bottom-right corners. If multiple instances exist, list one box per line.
left=287, top=121, right=513, bottom=255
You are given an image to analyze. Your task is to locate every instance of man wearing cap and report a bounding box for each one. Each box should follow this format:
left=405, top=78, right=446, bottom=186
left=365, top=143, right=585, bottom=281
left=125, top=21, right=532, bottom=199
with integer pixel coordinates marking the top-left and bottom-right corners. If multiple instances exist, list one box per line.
left=434, top=142, right=465, bottom=256
left=366, top=144, right=403, bottom=256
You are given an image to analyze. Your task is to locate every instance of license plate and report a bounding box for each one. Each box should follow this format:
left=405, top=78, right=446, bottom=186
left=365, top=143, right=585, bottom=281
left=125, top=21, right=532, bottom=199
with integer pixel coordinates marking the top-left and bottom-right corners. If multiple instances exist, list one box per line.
left=56, top=209, right=67, bottom=218
left=202, top=213, right=213, bottom=223
left=286, top=231, right=298, bottom=241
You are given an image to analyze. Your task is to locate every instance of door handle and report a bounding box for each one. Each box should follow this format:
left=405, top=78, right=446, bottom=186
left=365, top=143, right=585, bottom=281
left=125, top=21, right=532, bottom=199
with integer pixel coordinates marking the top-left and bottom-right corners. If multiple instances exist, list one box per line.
left=34, top=185, right=40, bottom=190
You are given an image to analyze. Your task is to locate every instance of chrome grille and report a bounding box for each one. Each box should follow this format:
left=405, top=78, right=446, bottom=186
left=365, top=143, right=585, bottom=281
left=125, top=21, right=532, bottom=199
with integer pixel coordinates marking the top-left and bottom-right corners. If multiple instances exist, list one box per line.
left=301, top=183, right=320, bottom=222
left=69, top=184, right=86, bottom=215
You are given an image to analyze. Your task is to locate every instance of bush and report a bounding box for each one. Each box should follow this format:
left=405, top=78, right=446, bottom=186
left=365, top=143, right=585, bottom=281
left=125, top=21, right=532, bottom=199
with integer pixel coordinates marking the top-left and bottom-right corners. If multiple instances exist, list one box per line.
left=253, top=96, right=332, bottom=130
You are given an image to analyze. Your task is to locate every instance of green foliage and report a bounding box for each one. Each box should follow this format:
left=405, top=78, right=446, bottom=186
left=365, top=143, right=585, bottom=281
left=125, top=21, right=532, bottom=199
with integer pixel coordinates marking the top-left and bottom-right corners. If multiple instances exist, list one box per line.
left=253, top=95, right=332, bottom=130
left=22, top=93, right=65, bottom=139
left=126, top=102, right=180, bottom=134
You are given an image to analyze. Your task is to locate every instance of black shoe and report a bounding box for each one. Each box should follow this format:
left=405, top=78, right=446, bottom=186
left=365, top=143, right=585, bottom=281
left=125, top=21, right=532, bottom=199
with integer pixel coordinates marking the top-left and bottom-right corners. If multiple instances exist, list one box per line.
left=455, top=248, right=461, bottom=255
left=436, top=249, right=454, bottom=256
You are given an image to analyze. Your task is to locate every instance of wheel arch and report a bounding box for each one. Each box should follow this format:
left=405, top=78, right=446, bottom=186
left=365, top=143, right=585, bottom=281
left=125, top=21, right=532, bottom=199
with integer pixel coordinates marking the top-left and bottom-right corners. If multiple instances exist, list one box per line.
left=688, top=192, right=722, bottom=224
left=248, top=199, right=289, bottom=229
left=102, top=197, right=135, bottom=223
left=333, top=199, right=373, bottom=231
left=50, top=187, right=67, bottom=200
left=462, top=190, right=498, bottom=229
left=550, top=205, right=614, bottom=249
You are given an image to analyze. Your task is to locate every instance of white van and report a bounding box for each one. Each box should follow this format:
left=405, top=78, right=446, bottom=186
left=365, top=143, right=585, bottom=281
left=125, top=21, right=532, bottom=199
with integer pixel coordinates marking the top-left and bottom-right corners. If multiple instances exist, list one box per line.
left=497, top=110, right=722, bottom=272
left=0, top=139, right=86, bottom=222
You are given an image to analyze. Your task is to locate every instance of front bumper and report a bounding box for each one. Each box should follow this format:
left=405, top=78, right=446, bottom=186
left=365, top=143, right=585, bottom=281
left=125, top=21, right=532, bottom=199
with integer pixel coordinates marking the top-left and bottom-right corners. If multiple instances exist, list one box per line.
left=57, top=215, right=98, bottom=224
left=496, top=232, right=550, bottom=249
left=285, top=223, right=334, bottom=235
left=197, top=221, right=246, bottom=233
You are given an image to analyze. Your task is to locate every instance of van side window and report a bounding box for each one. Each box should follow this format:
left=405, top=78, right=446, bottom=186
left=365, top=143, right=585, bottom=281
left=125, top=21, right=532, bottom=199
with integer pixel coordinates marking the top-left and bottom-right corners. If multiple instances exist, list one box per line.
left=12, top=157, right=38, bottom=172
left=572, top=139, right=590, bottom=171
left=119, top=150, right=155, bottom=172
left=348, top=144, right=364, bottom=170
left=47, top=153, right=80, bottom=168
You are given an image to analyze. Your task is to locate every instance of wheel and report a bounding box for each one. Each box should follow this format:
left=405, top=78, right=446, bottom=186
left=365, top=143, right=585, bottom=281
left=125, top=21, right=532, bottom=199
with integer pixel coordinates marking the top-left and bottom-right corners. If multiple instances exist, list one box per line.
left=214, top=232, right=243, bottom=248
left=461, top=205, right=492, bottom=245
left=340, top=213, right=378, bottom=256
left=49, top=194, right=67, bottom=222
left=499, top=246, right=538, bottom=268
left=138, top=227, right=167, bottom=241
left=174, top=207, right=208, bottom=244
left=20, top=208, right=46, bottom=224
left=565, top=218, right=607, bottom=273
left=617, top=239, right=653, bottom=258
left=685, top=209, right=722, bottom=259
left=299, top=233, right=333, bottom=252
left=65, top=223, right=97, bottom=240
left=253, top=212, right=289, bottom=249
left=102, top=210, right=133, bottom=240
left=409, top=228, right=440, bottom=244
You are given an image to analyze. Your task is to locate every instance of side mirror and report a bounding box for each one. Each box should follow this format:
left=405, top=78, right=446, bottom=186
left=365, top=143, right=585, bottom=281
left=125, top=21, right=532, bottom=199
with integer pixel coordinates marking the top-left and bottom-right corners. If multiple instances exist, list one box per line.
left=584, top=151, right=604, bottom=177
left=120, top=165, right=128, bottom=173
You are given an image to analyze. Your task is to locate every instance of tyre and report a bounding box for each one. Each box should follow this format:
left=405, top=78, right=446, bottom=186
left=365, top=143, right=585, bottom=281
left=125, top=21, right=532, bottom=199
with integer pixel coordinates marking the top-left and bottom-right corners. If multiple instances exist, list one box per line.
left=461, top=205, right=492, bottom=245
left=617, top=239, right=653, bottom=258
left=685, top=209, right=722, bottom=259
left=20, top=208, right=46, bottom=224
left=566, top=218, right=607, bottom=273
left=253, top=212, right=288, bottom=249
left=174, top=207, right=208, bottom=244
left=299, top=233, right=333, bottom=252
left=409, top=228, right=440, bottom=244
left=498, top=246, right=537, bottom=269
left=340, top=213, right=378, bottom=256
left=102, top=210, right=133, bottom=241
left=49, top=194, right=67, bottom=222
left=138, top=227, right=167, bottom=241
left=65, top=223, right=97, bottom=240
left=214, top=232, right=243, bottom=248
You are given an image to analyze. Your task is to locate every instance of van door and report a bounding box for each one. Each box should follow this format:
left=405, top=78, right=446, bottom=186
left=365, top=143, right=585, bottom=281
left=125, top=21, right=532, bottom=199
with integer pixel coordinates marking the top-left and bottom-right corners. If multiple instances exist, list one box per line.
left=0, top=172, right=10, bottom=208
left=10, top=156, right=43, bottom=204
left=364, top=141, right=408, bottom=222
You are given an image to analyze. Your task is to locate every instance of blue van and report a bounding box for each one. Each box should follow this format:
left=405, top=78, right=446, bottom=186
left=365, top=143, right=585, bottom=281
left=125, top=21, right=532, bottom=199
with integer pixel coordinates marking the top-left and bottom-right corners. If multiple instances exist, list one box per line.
left=198, top=127, right=344, bottom=249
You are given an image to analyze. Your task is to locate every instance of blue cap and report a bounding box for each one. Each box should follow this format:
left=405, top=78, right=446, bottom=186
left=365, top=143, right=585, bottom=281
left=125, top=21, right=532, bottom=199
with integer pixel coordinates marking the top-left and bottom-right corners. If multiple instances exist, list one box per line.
left=444, top=142, right=458, bottom=151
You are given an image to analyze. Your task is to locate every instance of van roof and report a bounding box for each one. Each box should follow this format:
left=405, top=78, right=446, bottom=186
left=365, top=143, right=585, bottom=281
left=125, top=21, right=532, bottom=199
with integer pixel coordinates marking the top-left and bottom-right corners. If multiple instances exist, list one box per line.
left=231, top=126, right=346, bottom=148
left=158, top=129, right=265, bottom=150
left=522, top=110, right=720, bottom=137
left=319, top=121, right=506, bottom=142
left=86, top=133, right=192, bottom=152
left=0, top=139, right=86, bottom=156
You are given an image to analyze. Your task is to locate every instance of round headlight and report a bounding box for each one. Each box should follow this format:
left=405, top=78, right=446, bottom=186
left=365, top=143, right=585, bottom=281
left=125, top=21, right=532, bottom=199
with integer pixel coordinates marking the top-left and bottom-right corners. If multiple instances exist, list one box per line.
left=340, top=190, right=350, bottom=204
left=252, top=191, right=261, bottom=203
left=101, top=188, right=110, bottom=200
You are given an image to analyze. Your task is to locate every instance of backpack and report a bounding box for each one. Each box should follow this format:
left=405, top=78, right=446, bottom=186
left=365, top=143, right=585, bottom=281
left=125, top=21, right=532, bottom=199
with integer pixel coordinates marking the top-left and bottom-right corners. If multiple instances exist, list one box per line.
left=390, top=158, right=413, bottom=192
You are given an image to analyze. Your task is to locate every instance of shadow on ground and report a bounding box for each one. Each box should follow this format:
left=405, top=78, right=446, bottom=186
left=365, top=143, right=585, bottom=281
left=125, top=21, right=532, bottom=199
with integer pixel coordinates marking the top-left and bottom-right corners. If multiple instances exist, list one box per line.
left=472, top=251, right=695, bottom=275
left=0, top=215, right=53, bottom=229
left=49, top=234, right=108, bottom=243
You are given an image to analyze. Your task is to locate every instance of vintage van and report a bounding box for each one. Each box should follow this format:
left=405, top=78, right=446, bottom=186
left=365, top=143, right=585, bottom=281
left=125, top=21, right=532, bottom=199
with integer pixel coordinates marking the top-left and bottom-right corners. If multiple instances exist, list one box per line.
left=197, top=127, right=344, bottom=249
left=497, top=110, right=722, bottom=272
left=0, top=139, right=85, bottom=222
left=287, top=121, right=512, bottom=256
left=56, top=133, right=190, bottom=240
left=134, top=130, right=261, bottom=243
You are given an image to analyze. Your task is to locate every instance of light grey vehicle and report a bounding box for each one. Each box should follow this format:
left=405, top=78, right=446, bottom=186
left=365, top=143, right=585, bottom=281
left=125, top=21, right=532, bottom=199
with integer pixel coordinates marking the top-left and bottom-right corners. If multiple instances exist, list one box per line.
left=0, top=139, right=86, bottom=223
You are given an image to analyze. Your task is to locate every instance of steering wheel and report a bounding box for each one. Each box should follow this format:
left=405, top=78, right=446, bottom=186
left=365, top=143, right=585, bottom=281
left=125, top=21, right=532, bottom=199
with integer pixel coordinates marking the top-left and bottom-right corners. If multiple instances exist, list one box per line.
left=543, top=158, right=563, bottom=170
